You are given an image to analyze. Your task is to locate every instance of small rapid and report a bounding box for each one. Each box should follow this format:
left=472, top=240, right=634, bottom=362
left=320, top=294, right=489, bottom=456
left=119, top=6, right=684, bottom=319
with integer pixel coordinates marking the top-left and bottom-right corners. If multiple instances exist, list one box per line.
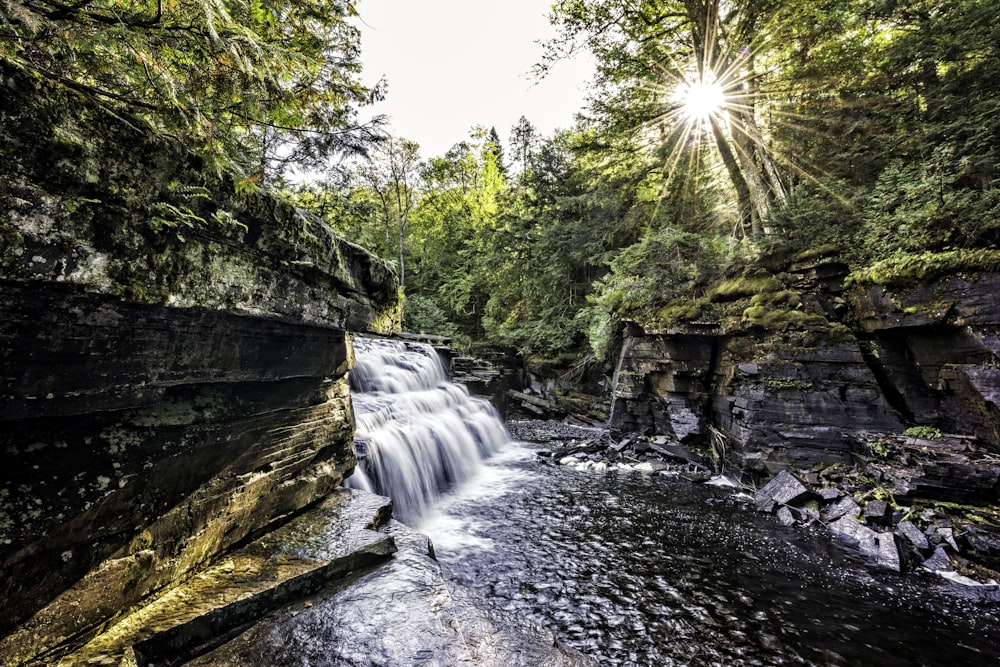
left=345, top=336, right=510, bottom=524
left=340, top=341, right=1000, bottom=665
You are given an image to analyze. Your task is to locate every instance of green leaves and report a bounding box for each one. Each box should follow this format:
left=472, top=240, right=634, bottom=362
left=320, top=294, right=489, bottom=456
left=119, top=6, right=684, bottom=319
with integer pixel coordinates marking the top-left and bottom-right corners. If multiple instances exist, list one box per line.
left=2, top=0, right=380, bottom=177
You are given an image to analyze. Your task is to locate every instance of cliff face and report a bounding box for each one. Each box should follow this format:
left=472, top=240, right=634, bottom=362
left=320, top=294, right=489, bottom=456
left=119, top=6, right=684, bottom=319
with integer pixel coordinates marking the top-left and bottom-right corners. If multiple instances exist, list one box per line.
left=0, top=61, right=399, bottom=663
left=610, top=257, right=1000, bottom=476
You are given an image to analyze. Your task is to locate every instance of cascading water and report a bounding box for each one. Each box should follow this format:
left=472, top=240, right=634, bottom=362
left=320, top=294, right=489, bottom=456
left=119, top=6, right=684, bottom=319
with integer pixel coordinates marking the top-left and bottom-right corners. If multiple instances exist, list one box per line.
left=345, top=336, right=511, bottom=524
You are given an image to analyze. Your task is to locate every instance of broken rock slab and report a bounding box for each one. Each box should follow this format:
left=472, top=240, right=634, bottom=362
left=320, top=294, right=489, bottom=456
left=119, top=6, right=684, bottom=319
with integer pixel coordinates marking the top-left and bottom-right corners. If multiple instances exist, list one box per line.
left=824, top=496, right=861, bottom=521
left=828, top=516, right=879, bottom=560
left=876, top=533, right=902, bottom=572
left=896, top=520, right=930, bottom=552
left=754, top=468, right=811, bottom=510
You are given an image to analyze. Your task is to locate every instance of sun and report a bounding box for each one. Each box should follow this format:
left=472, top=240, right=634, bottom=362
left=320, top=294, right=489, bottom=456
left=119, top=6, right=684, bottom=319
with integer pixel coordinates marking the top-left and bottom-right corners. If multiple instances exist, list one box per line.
left=676, top=74, right=727, bottom=125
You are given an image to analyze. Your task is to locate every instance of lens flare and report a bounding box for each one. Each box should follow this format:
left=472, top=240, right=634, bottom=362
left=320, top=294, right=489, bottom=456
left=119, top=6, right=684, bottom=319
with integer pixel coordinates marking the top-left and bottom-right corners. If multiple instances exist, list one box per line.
left=677, top=76, right=726, bottom=124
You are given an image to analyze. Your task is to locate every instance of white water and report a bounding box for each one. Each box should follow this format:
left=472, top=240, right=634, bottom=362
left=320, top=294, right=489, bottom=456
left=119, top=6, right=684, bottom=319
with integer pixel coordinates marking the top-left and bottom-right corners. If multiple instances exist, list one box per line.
left=345, top=336, right=512, bottom=524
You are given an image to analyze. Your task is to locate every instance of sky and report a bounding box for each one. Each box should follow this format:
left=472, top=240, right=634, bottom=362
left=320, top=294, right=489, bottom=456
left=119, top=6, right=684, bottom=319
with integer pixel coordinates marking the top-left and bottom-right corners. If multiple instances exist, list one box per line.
left=354, top=0, right=595, bottom=159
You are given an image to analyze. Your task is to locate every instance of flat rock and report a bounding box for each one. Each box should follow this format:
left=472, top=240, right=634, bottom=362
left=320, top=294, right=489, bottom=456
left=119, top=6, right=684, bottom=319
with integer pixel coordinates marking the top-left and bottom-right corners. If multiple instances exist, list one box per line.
left=896, top=520, right=930, bottom=551
left=59, top=489, right=397, bottom=666
left=190, top=520, right=595, bottom=667
left=828, top=516, right=879, bottom=560
left=754, top=469, right=811, bottom=508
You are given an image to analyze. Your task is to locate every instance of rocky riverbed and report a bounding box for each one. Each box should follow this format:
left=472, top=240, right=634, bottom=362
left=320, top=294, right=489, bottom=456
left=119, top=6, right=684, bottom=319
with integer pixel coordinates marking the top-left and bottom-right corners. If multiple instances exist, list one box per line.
left=511, top=420, right=1000, bottom=592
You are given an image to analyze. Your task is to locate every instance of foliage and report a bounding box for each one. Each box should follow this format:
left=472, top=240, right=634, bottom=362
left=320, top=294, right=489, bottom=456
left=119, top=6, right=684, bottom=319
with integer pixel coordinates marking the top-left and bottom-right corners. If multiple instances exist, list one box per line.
left=0, top=0, right=383, bottom=177
left=229, top=0, right=1000, bottom=366
left=401, top=294, right=466, bottom=343
left=903, top=426, right=943, bottom=440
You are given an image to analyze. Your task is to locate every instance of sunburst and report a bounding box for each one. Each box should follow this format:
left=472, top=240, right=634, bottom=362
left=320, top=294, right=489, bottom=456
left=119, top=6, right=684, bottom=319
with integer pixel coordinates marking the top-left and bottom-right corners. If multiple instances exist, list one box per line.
left=675, top=72, right=727, bottom=125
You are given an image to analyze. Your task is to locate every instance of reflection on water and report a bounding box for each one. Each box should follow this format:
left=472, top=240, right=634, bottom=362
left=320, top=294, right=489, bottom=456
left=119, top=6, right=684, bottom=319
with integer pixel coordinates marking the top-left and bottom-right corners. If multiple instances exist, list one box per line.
left=421, top=437, right=1000, bottom=667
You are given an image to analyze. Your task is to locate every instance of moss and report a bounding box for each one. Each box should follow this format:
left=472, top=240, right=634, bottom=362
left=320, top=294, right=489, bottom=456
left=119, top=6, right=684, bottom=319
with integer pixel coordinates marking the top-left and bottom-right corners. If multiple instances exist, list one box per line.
left=903, top=425, right=942, bottom=439
left=707, top=274, right=783, bottom=302
left=847, top=248, right=1000, bottom=288
left=764, top=378, right=814, bottom=392
left=656, top=299, right=705, bottom=324
left=790, top=243, right=841, bottom=264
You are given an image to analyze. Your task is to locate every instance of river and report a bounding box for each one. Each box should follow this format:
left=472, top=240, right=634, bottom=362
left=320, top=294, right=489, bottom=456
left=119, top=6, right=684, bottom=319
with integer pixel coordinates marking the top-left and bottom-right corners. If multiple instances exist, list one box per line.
left=350, top=337, right=1000, bottom=666
left=420, top=434, right=1000, bottom=666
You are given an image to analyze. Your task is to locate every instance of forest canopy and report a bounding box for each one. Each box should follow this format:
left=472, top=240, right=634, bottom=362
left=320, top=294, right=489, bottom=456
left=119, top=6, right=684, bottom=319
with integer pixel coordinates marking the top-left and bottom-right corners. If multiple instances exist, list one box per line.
left=294, top=0, right=999, bottom=363
left=0, top=0, right=383, bottom=178
left=4, top=0, right=999, bottom=363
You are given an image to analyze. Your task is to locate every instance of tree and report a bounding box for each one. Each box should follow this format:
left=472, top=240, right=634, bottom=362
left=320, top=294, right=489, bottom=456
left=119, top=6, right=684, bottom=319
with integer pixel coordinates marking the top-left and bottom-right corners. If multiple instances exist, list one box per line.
left=509, top=115, right=539, bottom=181
left=404, top=129, right=508, bottom=340
left=0, top=0, right=384, bottom=179
left=545, top=0, right=793, bottom=236
left=486, top=126, right=507, bottom=175
left=359, top=136, right=421, bottom=293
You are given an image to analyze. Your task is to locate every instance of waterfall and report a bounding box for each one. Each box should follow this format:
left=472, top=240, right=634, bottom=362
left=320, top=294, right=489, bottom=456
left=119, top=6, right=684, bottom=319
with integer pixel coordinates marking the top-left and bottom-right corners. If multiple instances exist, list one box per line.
left=345, top=336, right=511, bottom=524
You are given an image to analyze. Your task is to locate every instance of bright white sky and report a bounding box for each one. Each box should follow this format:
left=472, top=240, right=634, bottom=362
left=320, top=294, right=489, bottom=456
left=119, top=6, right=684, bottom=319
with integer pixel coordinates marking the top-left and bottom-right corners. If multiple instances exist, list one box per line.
left=355, top=0, right=595, bottom=159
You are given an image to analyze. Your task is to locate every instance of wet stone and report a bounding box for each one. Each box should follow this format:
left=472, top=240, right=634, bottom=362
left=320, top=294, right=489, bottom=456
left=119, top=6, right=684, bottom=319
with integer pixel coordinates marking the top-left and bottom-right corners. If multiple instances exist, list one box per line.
left=828, top=516, right=879, bottom=560
left=754, top=469, right=811, bottom=509
left=825, top=496, right=861, bottom=521
left=922, top=545, right=954, bottom=572
left=897, top=521, right=930, bottom=552
left=777, top=506, right=797, bottom=527
left=876, top=533, right=902, bottom=572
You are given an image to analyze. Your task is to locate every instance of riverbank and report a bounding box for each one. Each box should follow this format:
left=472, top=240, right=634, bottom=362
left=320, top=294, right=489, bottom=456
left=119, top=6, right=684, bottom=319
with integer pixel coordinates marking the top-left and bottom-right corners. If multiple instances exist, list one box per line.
left=508, top=419, right=1000, bottom=592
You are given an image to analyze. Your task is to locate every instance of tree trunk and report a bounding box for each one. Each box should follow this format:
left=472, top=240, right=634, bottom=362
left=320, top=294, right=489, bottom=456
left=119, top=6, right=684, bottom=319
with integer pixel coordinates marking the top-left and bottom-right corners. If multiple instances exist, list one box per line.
left=397, top=217, right=406, bottom=292
left=709, top=115, right=754, bottom=236
left=730, top=110, right=771, bottom=235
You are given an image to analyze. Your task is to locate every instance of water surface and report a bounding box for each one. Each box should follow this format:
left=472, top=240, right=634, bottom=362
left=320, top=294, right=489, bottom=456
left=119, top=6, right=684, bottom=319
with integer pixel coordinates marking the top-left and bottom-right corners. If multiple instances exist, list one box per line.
left=421, top=439, right=1000, bottom=667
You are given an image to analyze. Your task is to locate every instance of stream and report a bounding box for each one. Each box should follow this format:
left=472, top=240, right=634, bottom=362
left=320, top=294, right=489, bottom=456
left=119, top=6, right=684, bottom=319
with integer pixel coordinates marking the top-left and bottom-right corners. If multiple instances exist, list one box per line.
left=349, top=337, right=1000, bottom=666
left=420, top=434, right=1000, bottom=666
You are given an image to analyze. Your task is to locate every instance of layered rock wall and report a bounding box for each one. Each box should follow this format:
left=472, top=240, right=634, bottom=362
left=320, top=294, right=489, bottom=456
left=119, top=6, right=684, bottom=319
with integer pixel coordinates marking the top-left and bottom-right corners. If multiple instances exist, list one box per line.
left=0, top=60, right=399, bottom=664
left=610, top=265, right=1000, bottom=473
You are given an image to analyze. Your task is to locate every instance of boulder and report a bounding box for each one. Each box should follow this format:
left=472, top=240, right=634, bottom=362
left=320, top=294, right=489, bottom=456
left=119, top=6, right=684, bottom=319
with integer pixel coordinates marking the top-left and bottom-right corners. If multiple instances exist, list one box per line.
left=896, top=521, right=930, bottom=552
left=754, top=469, right=811, bottom=509
left=828, top=517, right=880, bottom=561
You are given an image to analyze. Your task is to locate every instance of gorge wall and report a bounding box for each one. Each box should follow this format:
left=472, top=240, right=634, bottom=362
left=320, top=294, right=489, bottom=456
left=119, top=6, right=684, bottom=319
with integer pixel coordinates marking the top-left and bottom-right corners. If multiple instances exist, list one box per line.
left=609, top=254, right=1000, bottom=475
left=0, top=61, right=399, bottom=664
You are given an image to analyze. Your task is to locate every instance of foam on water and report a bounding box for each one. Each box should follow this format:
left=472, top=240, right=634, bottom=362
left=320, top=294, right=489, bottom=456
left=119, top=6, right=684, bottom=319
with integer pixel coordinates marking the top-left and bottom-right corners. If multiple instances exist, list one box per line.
left=345, top=336, right=512, bottom=524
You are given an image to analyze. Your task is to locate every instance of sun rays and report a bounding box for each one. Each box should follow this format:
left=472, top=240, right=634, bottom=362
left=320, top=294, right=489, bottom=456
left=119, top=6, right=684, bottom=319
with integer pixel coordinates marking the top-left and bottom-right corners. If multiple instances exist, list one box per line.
left=630, top=36, right=852, bottom=235
left=675, top=73, right=727, bottom=125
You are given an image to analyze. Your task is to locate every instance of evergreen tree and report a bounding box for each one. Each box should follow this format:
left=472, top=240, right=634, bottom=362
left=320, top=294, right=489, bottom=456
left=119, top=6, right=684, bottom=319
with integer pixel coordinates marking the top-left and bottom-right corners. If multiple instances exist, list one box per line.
left=0, top=0, right=383, bottom=179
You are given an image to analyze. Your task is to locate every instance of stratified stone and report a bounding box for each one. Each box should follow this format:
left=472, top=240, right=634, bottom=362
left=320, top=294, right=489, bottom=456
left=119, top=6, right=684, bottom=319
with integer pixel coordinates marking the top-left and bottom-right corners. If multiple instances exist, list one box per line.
left=58, top=490, right=397, bottom=667
left=876, top=533, right=902, bottom=572
left=754, top=468, right=811, bottom=509
left=896, top=521, right=930, bottom=552
left=0, top=59, right=400, bottom=664
left=828, top=517, right=879, bottom=560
